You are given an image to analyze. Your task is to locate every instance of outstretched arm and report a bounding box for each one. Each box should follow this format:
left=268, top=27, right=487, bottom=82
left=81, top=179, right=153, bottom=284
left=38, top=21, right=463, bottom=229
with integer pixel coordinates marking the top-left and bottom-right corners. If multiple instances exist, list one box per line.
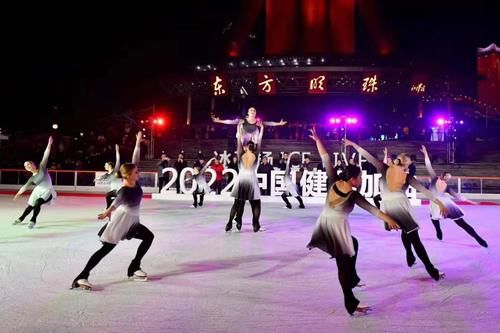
left=353, top=192, right=400, bottom=230
left=345, top=139, right=385, bottom=172
left=262, top=119, right=287, bottom=126
left=309, top=127, right=335, bottom=183
left=383, top=147, right=388, bottom=164
left=114, top=144, right=121, bottom=172
left=211, top=115, right=240, bottom=125
left=39, top=136, right=53, bottom=170
left=408, top=176, right=448, bottom=215
left=131, top=131, right=142, bottom=166
left=14, top=179, right=34, bottom=200
left=420, top=145, right=436, bottom=178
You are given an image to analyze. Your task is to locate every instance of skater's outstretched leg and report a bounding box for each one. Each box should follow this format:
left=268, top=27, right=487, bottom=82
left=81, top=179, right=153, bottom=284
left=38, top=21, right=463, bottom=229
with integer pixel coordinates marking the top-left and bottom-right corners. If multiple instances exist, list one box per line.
left=18, top=205, right=34, bottom=222
left=406, top=231, right=443, bottom=281
left=199, top=193, right=204, bottom=207
left=454, top=218, right=488, bottom=247
left=73, top=242, right=116, bottom=286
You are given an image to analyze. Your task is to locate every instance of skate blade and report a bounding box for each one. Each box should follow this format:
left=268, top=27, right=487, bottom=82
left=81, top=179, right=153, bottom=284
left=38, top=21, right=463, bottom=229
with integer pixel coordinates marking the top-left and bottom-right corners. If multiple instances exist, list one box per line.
left=129, top=276, right=148, bottom=282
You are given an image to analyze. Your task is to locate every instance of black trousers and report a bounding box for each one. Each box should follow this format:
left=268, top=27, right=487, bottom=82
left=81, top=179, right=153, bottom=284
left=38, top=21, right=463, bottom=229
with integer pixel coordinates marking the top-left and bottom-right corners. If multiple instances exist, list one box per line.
left=19, top=195, right=52, bottom=223
left=213, top=180, right=223, bottom=194
left=193, top=191, right=205, bottom=207
left=281, top=192, right=304, bottom=208
left=74, top=224, right=154, bottom=282
left=228, top=199, right=261, bottom=228
left=431, top=217, right=487, bottom=246
left=105, top=190, right=117, bottom=209
left=373, top=194, right=382, bottom=209
left=401, top=230, right=440, bottom=280
left=335, top=236, right=361, bottom=314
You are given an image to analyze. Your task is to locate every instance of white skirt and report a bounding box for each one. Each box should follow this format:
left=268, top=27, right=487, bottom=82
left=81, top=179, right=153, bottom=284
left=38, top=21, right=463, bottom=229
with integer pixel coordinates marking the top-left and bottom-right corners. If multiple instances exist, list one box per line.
left=430, top=194, right=464, bottom=220
left=28, top=185, right=57, bottom=206
left=100, top=206, right=140, bottom=244
left=307, top=208, right=355, bottom=258
left=381, top=191, right=419, bottom=234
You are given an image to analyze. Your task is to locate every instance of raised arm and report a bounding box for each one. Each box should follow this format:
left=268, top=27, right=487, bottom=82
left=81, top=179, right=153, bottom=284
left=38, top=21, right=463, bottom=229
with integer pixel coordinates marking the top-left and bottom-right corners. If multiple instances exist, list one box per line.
left=420, top=145, right=436, bottom=178
left=201, top=157, right=215, bottom=173
left=383, top=147, right=388, bottom=164
left=262, top=119, right=287, bottom=127
left=39, top=136, right=53, bottom=170
left=309, top=127, right=335, bottom=183
left=211, top=115, right=240, bottom=125
left=236, top=120, right=244, bottom=159
left=131, top=131, right=142, bottom=166
left=353, top=192, right=400, bottom=230
left=255, top=121, right=264, bottom=155
left=345, top=139, right=385, bottom=172
left=114, top=144, right=121, bottom=172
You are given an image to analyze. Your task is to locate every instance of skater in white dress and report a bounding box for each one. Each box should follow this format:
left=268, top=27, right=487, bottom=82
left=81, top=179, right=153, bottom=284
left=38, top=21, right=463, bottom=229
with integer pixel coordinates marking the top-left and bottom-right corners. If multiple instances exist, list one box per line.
left=72, top=132, right=154, bottom=289
left=307, top=128, right=399, bottom=315
left=13, top=136, right=57, bottom=229
left=421, top=145, right=487, bottom=247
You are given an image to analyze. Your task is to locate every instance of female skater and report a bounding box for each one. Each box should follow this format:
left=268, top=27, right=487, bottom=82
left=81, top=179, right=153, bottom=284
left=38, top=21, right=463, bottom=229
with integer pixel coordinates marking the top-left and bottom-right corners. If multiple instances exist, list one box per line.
left=281, top=152, right=305, bottom=209
left=96, top=144, right=121, bottom=208
left=345, top=139, right=447, bottom=281
left=72, top=131, right=154, bottom=290
left=190, top=157, right=215, bottom=208
left=13, top=136, right=57, bottom=229
left=225, top=120, right=264, bottom=232
left=421, top=145, right=488, bottom=247
left=307, top=128, right=400, bottom=315
left=212, top=106, right=286, bottom=146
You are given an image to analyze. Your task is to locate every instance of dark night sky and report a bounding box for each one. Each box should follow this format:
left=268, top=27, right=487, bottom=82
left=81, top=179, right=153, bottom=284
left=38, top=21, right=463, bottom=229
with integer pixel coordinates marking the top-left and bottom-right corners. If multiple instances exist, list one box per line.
left=0, top=1, right=498, bottom=132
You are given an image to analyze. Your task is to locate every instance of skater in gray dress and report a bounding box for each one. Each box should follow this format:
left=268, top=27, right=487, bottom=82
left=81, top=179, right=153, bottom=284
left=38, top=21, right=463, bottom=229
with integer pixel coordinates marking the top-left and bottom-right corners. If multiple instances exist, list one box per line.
left=346, top=139, right=447, bottom=281
left=13, top=136, right=57, bottom=229
left=421, top=145, right=487, bottom=247
left=307, top=128, right=400, bottom=315
left=225, top=120, right=264, bottom=232
left=72, top=131, right=154, bottom=290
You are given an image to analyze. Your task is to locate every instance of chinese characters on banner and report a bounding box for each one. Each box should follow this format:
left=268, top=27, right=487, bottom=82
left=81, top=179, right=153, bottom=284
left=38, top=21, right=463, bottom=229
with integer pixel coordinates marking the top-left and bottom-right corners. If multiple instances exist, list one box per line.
left=210, top=75, right=228, bottom=96
left=257, top=73, right=276, bottom=95
left=361, top=74, right=379, bottom=93
left=410, top=83, right=426, bottom=94
left=308, top=73, right=327, bottom=94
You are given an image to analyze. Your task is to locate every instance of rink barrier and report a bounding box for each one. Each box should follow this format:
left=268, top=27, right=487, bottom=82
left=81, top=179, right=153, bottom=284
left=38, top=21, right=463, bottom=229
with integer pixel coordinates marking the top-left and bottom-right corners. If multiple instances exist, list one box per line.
left=1, top=168, right=500, bottom=201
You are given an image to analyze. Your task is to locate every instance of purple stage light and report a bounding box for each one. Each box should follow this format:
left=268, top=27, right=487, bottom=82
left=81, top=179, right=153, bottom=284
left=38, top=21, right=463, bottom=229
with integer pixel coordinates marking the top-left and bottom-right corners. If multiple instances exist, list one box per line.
left=437, top=118, right=445, bottom=126
left=329, top=118, right=335, bottom=124
left=352, top=118, right=358, bottom=124
left=459, top=120, right=464, bottom=124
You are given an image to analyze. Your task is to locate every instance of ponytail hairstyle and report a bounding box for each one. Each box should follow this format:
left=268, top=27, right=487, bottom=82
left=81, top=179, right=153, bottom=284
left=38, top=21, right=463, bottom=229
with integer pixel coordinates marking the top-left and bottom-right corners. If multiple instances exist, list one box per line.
left=246, top=140, right=256, bottom=153
left=117, top=163, right=136, bottom=179
left=339, top=165, right=362, bottom=181
left=393, top=153, right=411, bottom=168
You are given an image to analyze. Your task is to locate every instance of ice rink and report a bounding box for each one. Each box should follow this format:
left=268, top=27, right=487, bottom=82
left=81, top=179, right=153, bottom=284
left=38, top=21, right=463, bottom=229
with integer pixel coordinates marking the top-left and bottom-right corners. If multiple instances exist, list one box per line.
left=0, top=195, right=498, bottom=333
